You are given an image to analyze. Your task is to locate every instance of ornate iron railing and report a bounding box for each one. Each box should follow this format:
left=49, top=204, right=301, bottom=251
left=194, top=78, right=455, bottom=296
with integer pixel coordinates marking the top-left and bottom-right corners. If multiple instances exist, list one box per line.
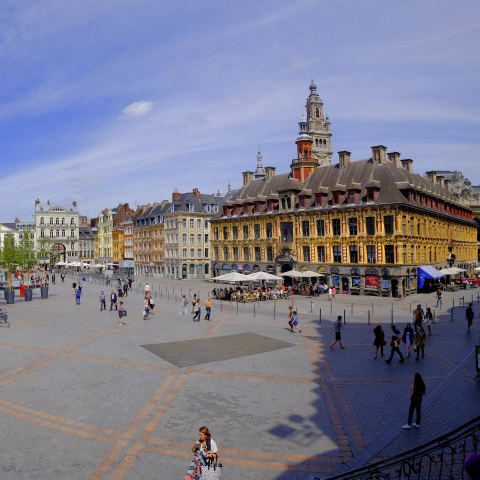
left=316, top=415, right=480, bottom=480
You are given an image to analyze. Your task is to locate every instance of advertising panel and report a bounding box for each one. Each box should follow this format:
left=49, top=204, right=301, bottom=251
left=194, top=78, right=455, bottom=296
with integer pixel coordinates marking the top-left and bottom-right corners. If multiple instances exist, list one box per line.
left=365, top=276, right=379, bottom=289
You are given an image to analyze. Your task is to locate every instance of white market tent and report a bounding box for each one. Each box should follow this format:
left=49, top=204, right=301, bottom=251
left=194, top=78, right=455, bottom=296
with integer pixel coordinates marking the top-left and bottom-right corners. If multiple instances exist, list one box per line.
left=475, top=267, right=480, bottom=272
left=279, top=270, right=324, bottom=278
left=247, top=271, right=283, bottom=281
left=212, top=271, right=250, bottom=282
left=439, top=268, right=459, bottom=275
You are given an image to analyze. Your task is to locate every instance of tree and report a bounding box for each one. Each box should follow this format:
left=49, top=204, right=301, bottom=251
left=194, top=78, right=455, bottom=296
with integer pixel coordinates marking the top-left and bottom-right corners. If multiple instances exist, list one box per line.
left=0, top=233, right=19, bottom=291
left=36, top=237, right=58, bottom=284
left=17, top=231, right=37, bottom=288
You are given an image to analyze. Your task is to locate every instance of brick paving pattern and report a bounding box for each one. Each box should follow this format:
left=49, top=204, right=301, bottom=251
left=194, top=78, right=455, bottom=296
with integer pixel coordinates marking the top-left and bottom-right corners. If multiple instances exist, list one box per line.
left=0, top=277, right=477, bottom=479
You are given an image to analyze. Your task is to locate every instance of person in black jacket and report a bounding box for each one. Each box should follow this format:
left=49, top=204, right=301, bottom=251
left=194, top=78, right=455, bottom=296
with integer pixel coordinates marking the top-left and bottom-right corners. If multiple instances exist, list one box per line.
left=466, top=303, right=474, bottom=332
left=373, top=325, right=385, bottom=359
left=402, top=323, right=414, bottom=359
left=385, top=325, right=405, bottom=364
left=110, top=290, right=117, bottom=311
left=403, top=373, right=425, bottom=429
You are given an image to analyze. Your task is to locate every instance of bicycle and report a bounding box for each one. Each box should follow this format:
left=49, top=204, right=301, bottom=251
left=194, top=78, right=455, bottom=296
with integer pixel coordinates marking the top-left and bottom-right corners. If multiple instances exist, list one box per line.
left=0, top=308, right=10, bottom=328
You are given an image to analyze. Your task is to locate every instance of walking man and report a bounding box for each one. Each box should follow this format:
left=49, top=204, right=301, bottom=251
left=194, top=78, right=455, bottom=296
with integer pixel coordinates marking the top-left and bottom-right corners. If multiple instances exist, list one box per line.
left=100, top=291, right=106, bottom=311
left=205, top=297, right=212, bottom=320
left=191, top=294, right=197, bottom=313
left=61, top=273, right=65, bottom=283
left=330, top=316, right=344, bottom=349
left=52, top=272, right=56, bottom=284
left=110, top=290, right=117, bottom=311
left=82, top=276, right=86, bottom=289
left=193, top=298, right=201, bottom=321
left=466, top=302, right=474, bottom=332
left=181, top=295, right=188, bottom=314
left=385, top=325, right=405, bottom=363
left=436, top=289, right=442, bottom=308
left=75, top=287, right=81, bottom=305
left=413, top=304, right=424, bottom=333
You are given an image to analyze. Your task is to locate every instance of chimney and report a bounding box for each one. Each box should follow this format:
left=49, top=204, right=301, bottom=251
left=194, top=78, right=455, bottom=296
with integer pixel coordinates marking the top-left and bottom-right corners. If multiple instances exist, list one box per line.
left=371, top=145, right=387, bottom=165
left=35, top=199, right=40, bottom=206
left=193, top=188, right=201, bottom=200
left=426, top=171, right=437, bottom=184
left=444, top=178, right=451, bottom=192
left=72, top=201, right=77, bottom=207
left=338, top=151, right=351, bottom=169
left=401, top=159, right=413, bottom=174
left=387, top=151, right=401, bottom=168
left=15, top=217, right=19, bottom=224
left=265, top=166, right=276, bottom=181
left=47, top=199, right=50, bottom=205
left=436, top=176, right=445, bottom=187
left=172, top=188, right=180, bottom=201
left=242, top=171, right=254, bottom=186
left=161, top=199, right=169, bottom=208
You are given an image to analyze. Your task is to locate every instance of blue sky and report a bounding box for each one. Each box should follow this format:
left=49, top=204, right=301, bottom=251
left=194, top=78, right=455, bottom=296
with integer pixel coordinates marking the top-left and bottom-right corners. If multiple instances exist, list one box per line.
left=1, top=0, right=479, bottom=221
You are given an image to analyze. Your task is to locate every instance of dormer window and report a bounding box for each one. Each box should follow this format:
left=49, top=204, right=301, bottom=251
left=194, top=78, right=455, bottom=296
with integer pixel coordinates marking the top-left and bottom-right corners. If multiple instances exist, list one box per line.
left=267, top=200, right=273, bottom=211
left=244, top=204, right=250, bottom=214
left=367, top=189, right=375, bottom=202
left=315, top=194, right=322, bottom=207
left=299, top=196, right=305, bottom=208
left=332, top=192, right=340, bottom=205
left=188, top=204, right=194, bottom=212
left=348, top=190, right=356, bottom=204
left=254, top=202, right=261, bottom=213
left=233, top=205, right=238, bottom=215
left=281, top=195, right=292, bottom=210
left=223, top=206, right=228, bottom=216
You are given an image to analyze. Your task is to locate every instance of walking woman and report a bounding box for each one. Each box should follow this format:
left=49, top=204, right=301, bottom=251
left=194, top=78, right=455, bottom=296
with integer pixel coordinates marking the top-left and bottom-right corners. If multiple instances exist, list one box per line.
left=425, top=307, right=433, bottom=336
left=204, top=297, right=212, bottom=320
left=148, top=295, right=155, bottom=315
left=402, top=373, right=425, bottom=429
left=402, top=323, right=414, bottom=359
left=415, top=326, right=426, bottom=360
left=186, top=426, right=220, bottom=480
left=143, top=297, right=150, bottom=320
left=193, top=299, right=200, bottom=322
left=373, top=325, right=385, bottom=359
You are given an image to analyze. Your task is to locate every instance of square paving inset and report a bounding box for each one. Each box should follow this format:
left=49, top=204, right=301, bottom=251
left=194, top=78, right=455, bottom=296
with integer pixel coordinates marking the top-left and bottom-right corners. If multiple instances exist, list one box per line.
left=141, top=332, right=296, bottom=367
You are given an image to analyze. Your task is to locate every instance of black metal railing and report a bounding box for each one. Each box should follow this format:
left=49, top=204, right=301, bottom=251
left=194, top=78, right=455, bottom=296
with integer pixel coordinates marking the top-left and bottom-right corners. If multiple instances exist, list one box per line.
left=317, top=415, right=480, bottom=480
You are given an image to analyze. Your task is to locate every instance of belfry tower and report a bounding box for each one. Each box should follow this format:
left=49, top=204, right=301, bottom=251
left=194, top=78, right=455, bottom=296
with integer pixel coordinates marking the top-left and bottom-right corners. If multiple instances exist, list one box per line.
left=304, top=79, right=332, bottom=166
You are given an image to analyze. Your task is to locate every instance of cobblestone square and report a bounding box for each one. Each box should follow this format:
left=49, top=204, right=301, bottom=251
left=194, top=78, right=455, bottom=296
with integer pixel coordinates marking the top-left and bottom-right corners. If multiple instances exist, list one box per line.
left=0, top=278, right=477, bottom=479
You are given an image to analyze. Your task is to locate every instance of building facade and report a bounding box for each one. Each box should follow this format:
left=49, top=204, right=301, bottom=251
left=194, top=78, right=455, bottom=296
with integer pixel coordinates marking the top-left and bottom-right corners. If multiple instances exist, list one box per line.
left=164, top=189, right=226, bottom=280
left=79, top=227, right=94, bottom=265
left=210, top=123, right=477, bottom=297
left=34, top=200, right=80, bottom=262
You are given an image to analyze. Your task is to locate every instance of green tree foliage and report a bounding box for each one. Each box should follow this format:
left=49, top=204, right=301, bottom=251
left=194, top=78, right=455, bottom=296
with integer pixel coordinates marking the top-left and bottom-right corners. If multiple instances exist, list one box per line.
left=17, top=231, right=37, bottom=288
left=0, top=233, right=19, bottom=290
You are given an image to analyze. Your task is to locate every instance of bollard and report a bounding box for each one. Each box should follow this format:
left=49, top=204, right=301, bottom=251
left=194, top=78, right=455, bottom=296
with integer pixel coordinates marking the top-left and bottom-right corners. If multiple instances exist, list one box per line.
left=426, top=301, right=428, bottom=311
left=391, top=304, right=393, bottom=324
left=310, top=301, right=314, bottom=313
left=472, top=294, right=474, bottom=304
left=291, top=298, right=293, bottom=308
left=343, top=309, right=346, bottom=324
left=453, top=298, right=455, bottom=310
left=221, top=299, right=223, bottom=312
left=410, top=301, right=412, bottom=313
left=351, top=303, right=353, bottom=315
left=155, top=290, right=156, bottom=298
left=461, top=296, right=465, bottom=307
left=175, top=295, right=177, bottom=303
left=273, top=304, right=276, bottom=319
left=236, top=302, right=239, bottom=315
left=372, top=303, right=374, bottom=315
left=319, top=308, right=321, bottom=324
left=330, top=302, right=332, bottom=314
left=368, top=310, right=370, bottom=325
left=253, top=304, right=255, bottom=317
left=433, top=310, right=436, bottom=323
left=173, top=286, right=175, bottom=295
left=181, top=288, right=182, bottom=296
left=168, top=292, right=169, bottom=301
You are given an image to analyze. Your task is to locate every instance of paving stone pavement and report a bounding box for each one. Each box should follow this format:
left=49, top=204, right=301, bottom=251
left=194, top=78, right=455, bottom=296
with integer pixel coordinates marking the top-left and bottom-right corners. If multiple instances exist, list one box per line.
left=0, top=276, right=477, bottom=480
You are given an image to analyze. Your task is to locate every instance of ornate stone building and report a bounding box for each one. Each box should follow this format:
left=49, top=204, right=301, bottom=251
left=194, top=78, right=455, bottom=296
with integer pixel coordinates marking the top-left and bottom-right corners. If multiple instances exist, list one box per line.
left=210, top=125, right=477, bottom=297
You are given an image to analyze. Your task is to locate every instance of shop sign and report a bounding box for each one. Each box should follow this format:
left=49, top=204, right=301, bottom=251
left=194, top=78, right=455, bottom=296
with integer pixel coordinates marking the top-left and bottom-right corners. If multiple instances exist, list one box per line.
left=267, top=265, right=275, bottom=273
left=382, top=279, right=389, bottom=289
left=253, top=265, right=260, bottom=272
left=237, top=264, right=244, bottom=270
left=213, top=264, right=220, bottom=269
left=331, top=267, right=339, bottom=274
left=365, top=276, right=379, bottom=289
left=300, top=266, right=309, bottom=272
left=244, top=265, right=251, bottom=273
left=318, top=266, right=327, bottom=273
left=232, top=264, right=238, bottom=271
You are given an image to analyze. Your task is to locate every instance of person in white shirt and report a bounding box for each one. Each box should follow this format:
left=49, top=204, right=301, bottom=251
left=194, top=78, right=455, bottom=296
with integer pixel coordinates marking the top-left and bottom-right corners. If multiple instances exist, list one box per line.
left=186, top=426, right=220, bottom=480
left=144, top=283, right=150, bottom=299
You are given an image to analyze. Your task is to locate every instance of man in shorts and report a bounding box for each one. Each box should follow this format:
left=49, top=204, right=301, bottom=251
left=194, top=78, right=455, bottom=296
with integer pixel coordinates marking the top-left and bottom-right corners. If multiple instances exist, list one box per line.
left=330, top=316, right=344, bottom=349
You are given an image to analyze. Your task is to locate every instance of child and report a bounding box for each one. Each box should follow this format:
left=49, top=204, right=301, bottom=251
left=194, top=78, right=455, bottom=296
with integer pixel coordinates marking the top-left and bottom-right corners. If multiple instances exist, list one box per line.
left=291, top=311, right=302, bottom=333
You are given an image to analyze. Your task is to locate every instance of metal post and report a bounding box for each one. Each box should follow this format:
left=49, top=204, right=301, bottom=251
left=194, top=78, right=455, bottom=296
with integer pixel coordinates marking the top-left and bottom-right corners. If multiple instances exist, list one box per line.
left=236, top=302, right=238, bottom=315
left=155, top=290, right=156, bottom=298
left=391, top=304, right=393, bottom=324
left=472, top=294, right=474, bottom=304
left=410, top=301, right=411, bottom=313
left=161, top=290, right=163, bottom=300
left=462, top=296, right=465, bottom=307
left=310, top=301, right=313, bottom=313
left=253, top=304, right=255, bottom=317
left=173, top=286, right=175, bottom=295
left=330, top=302, right=332, bottom=314
left=372, top=303, right=374, bottom=315
left=273, top=304, right=276, bottom=319
left=221, top=299, right=223, bottom=312
left=351, top=303, right=353, bottom=315
left=168, top=292, right=169, bottom=301
left=433, top=310, right=436, bottom=323
left=343, top=309, right=346, bottom=324
left=453, top=298, right=455, bottom=310
left=426, top=301, right=428, bottom=311
left=175, top=295, right=177, bottom=303
left=319, top=309, right=321, bottom=324
left=368, top=310, right=370, bottom=325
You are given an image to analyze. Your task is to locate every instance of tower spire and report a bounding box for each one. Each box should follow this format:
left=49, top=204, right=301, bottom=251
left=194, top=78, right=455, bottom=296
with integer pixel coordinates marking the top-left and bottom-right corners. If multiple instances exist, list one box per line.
left=254, top=144, right=265, bottom=179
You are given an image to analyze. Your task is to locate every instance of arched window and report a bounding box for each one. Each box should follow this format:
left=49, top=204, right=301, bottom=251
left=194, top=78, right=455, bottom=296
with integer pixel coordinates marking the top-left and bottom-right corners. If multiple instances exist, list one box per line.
left=50, top=229, right=54, bottom=238
left=40, top=229, right=44, bottom=238
left=49, top=217, right=53, bottom=225
left=70, top=229, right=75, bottom=238
left=323, top=139, right=326, bottom=146
left=55, top=218, right=59, bottom=225
left=62, top=229, right=65, bottom=237
left=56, top=229, right=59, bottom=237
left=70, top=218, right=75, bottom=226
left=315, top=139, right=318, bottom=146
left=316, top=107, right=320, bottom=117
left=40, top=217, right=44, bottom=225
left=61, top=218, right=65, bottom=225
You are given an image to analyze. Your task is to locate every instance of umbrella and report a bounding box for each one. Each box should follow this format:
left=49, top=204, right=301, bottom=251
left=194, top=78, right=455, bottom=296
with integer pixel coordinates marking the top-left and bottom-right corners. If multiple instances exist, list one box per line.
left=450, top=267, right=466, bottom=273
left=248, top=271, right=283, bottom=281
left=56, top=261, right=66, bottom=266
left=278, top=270, right=302, bottom=277
left=298, top=270, right=325, bottom=277
left=211, top=271, right=250, bottom=282
left=93, top=264, right=104, bottom=268
left=475, top=267, right=480, bottom=272
left=439, top=268, right=458, bottom=275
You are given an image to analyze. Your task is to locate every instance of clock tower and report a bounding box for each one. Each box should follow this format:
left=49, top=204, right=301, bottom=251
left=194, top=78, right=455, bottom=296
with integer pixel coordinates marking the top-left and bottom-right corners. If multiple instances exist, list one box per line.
left=305, top=79, right=332, bottom=166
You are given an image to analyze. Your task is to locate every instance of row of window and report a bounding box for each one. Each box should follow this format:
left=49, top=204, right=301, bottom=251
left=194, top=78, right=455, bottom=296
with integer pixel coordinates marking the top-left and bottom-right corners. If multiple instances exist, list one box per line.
left=164, top=248, right=209, bottom=259
left=214, top=246, right=273, bottom=262
left=134, top=242, right=164, bottom=250
left=39, top=217, right=76, bottom=226
left=134, top=230, right=163, bottom=238
left=40, top=229, right=76, bottom=239
left=164, top=219, right=209, bottom=230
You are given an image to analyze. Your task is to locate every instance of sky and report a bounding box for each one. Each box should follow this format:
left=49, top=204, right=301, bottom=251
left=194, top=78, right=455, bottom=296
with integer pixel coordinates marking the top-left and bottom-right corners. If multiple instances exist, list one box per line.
left=0, top=0, right=479, bottom=221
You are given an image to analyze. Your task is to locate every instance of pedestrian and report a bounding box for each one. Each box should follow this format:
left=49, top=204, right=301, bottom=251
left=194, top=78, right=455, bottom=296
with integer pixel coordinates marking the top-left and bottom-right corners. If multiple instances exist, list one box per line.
left=328, top=286, right=333, bottom=301
left=143, top=297, right=150, bottom=320
left=287, top=305, right=294, bottom=330
left=180, top=295, right=188, bottom=314
left=385, top=325, right=405, bottom=363
left=330, top=316, right=344, bottom=349
left=61, top=273, right=65, bottom=283
left=413, top=304, right=424, bottom=332
left=75, top=287, right=81, bottom=305
left=186, top=426, right=220, bottom=480
left=415, top=326, right=426, bottom=360
left=52, top=272, right=56, bottom=284
left=123, top=281, right=128, bottom=297
left=464, top=453, right=480, bottom=480
left=82, top=276, right=86, bottom=289
left=205, top=297, right=212, bottom=320
left=332, top=286, right=336, bottom=299
left=402, top=373, right=426, bottom=429
left=425, top=308, right=433, bottom=336
left=373, top=325, right=385, bottom=359
left=402, top=323, right=414, bottom=359
left=291, top=311, right=302, bottom=333
left=118, top=301, right=125, bottom=326
left=106, top=276, right=110, bottom=286
left=128, top=277, right=132, bottom=289
left=144, top=283, right=150, bottom=299
left=110, top=290, right=117, bottom=311
left=193, top=298, right=201, bottom=322
left=191, top=294, right=197, bottom=313
left=100, top=291, right=106, bottom=311
left=72, top=281, right=77, bottom=295
left=436, top=289, right=442, bottom=307
left=148, top=295, right=155, bottom=314
left=466, top=302, right=474, bottom=332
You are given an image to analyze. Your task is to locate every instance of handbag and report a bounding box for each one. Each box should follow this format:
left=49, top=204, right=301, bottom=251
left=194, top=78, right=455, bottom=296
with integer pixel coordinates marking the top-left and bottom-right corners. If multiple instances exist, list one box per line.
left=142, top=310, right=146, bottom=316
left=200, top=458, right=222, bottom=479
left=121, top=310, right=127, bottom=317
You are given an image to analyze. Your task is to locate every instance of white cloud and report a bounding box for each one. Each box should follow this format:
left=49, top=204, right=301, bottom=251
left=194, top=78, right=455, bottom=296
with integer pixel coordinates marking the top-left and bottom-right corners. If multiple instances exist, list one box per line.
left=121, top=100, right=153, bottom=118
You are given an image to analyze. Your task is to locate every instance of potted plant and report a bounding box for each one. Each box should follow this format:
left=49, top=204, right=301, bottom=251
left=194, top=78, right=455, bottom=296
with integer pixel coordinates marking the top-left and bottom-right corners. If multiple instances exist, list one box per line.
left=0, top=233, right=19, bottom=304
left=17, top=231, right=36, bottom=301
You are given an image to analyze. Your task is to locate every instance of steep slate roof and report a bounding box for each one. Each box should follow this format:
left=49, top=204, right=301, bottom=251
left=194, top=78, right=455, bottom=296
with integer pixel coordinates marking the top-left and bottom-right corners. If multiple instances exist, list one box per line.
left=211, top=158, right=474, bottom=223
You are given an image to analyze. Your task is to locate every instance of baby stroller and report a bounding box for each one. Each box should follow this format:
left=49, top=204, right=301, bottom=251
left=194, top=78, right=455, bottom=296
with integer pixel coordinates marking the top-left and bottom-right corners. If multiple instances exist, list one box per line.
left=0, top=308, right=10, bottom=328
